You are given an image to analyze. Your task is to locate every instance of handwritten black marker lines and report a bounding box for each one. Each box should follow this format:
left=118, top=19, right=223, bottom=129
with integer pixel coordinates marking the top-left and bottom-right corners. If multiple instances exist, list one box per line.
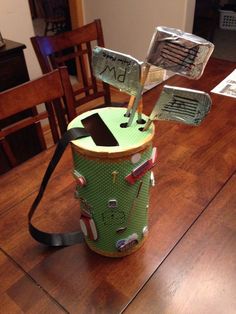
left=162, top=95, right=199, bottom=118
left=102, top=51, right=132, bottom=66
left=160, top=41, right=199, bottom=70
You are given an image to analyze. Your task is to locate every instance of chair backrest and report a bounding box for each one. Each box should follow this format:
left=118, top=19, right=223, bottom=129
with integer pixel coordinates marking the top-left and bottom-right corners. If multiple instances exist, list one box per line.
left=40, top=0, right=70, bottom=35
left=0, top=67, right=76, bottom=171
left=31, top=19, right=111, bottom=115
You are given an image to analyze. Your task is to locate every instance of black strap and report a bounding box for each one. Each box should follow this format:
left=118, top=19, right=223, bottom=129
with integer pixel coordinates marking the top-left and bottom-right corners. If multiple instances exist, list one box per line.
left=28, top=127, right=90, bottom=246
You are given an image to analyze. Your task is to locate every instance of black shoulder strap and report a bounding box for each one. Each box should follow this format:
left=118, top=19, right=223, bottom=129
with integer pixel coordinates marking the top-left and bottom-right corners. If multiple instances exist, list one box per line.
left=28, top=127, right=90, bottom=246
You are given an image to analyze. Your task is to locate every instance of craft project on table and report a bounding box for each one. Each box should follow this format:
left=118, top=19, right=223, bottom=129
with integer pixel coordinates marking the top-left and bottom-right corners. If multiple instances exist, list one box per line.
left=29, top=26, right=215, bottom=257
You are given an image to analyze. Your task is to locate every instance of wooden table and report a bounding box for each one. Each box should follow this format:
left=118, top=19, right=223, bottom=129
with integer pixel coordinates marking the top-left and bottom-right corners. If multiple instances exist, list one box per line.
left=0, top=58, right=236, bottom=313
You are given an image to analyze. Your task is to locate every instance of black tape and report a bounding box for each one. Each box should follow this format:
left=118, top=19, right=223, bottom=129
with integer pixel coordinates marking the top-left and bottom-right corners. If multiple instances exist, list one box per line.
left=28, top=127, right=89, bottom=246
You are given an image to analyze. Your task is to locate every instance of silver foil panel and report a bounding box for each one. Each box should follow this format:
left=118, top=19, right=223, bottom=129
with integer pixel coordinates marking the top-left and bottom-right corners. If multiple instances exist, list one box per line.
left=146, top=26, right=214, bottom=79
left=149, top=85, right=212, bottom=126
left=92, top=46, right=142, bottom=96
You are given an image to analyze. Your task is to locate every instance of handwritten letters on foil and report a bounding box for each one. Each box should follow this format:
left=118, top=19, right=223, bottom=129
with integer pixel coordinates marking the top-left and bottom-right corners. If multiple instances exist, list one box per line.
left=92, top=47, right=142, bottom=96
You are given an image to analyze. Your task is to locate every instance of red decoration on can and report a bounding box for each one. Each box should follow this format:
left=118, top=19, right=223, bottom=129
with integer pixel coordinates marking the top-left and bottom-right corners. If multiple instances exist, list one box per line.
left=73, top=170, right=87, bottom=187
left=125, top=147, right=157, bottom=184
left=80, top=215, right=98, bottom=241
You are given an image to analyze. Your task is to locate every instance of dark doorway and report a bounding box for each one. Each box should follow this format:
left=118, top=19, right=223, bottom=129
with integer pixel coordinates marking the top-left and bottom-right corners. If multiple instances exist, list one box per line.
left=29, top=0, right=77, bottom=75
left=193, top=0, right=236, bottom=62
left=193, top=0, right=220, bottom=41
left=29, top=0, right=72, bottom=36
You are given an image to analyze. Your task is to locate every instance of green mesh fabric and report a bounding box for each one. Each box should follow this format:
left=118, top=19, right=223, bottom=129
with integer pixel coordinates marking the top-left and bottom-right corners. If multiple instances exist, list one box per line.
left=73, top=147, right=152, bottom=254
left=68, top=108, right=155, bottom=255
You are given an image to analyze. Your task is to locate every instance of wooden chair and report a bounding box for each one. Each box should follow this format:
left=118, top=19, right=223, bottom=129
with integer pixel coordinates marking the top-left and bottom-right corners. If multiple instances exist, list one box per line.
left=0, top=67, right=76, bottom=172
left=31, top=19, right=112, bottom=119
left=40, top=0, right=70, bottom=35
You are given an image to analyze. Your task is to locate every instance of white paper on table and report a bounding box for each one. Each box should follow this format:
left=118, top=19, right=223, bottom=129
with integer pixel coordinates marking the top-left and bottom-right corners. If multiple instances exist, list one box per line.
left=211, top=69, right=236, bottom=99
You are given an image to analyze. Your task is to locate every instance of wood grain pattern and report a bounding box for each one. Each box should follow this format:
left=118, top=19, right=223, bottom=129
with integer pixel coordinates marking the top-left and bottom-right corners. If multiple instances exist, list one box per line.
left=0, top=251, right=65, bottom=313
left=124, top=173, right=236, bottom=314
left=0, top=58, right=235, bottom=313
left=0, top=147, right=73, bottom=215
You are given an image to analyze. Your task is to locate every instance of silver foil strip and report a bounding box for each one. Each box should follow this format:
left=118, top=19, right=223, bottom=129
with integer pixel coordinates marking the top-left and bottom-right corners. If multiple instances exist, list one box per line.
left=145, top=85, right=212, bottom=127
left=146, top=26, right=214, bottom=79
left=92, top=46, right=143, bottom=96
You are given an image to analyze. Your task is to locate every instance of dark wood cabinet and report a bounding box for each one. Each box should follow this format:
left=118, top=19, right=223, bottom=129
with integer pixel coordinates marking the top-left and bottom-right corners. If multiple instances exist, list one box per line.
left=0, top=40, right=30, bottom=91
left=0, top=39, right=44, bottom=174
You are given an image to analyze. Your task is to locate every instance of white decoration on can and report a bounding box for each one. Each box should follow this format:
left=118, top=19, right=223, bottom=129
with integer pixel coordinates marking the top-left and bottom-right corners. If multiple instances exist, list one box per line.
left=131, top=153, right=141, bottom=164
left=80, top=219, right=88, bottom=236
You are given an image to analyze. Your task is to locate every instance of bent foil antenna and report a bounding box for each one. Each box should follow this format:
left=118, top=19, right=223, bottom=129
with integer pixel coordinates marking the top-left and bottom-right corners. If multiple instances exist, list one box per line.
left=92, top=46, right=142, bottom=96
left=143, top=85, right=212, bottom=130
left=146, top=26, right=214, bottom=79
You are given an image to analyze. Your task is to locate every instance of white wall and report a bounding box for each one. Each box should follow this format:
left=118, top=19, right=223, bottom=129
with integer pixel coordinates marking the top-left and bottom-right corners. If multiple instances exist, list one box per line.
left=0, top=0, right=196, bottom=78
left=83, top=0, right=196, bottom=60
left=0, top=0, right=41, bottom=79
left=184, top=0, right=197, bottom=32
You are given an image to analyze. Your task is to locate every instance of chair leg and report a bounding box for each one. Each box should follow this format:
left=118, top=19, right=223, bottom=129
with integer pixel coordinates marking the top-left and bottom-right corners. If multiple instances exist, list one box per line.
left=35, top=121, right=47, bottom=150
left=44, top=21, right=49, bottom=35
left=52, top=99, right=68, bottom=135
left=103, top=82, right=111, bottom=106
left=45, top=102, right=60, bottom=143
left=1, top=138, right=18, bottom=167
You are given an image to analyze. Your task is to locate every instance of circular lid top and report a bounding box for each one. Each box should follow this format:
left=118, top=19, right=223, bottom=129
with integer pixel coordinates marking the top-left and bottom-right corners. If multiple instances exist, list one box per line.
left=67, top=107, right=154, bottom=155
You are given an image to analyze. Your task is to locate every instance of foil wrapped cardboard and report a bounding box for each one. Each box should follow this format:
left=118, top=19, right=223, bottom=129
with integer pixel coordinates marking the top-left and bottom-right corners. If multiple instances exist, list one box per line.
left=146, top=26, right=214, bottom=79
left=92, top=47, right=142, bottom=96
left=149, top=85, right=212, bottom=126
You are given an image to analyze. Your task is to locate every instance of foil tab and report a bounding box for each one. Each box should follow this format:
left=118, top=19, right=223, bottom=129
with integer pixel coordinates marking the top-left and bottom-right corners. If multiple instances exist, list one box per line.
left=92, top=46, right=142, bottom=96
left=150, top=85, right=212, bottom=126
left=146, top=26, right=214, bottom=79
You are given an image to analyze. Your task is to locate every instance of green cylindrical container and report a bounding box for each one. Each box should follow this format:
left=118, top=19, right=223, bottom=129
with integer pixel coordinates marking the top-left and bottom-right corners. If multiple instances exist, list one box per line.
left=68, top=107, right=156, bottom=257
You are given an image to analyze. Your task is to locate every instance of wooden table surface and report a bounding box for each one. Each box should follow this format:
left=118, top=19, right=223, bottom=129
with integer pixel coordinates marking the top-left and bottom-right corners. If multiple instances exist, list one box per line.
left=0, top=58, right=236, bottom=314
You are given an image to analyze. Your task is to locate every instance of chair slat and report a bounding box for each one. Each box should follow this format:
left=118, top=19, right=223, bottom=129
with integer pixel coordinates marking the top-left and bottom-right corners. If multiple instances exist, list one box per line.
left=0, top=112, right=48, bottom=138
left=86, top=42, right=98, bottom=95
left=54, top=49, right=89, bottom=64
left=31, top=19, right=112, bottom=117
left=0, top=67, right=76, bottom=170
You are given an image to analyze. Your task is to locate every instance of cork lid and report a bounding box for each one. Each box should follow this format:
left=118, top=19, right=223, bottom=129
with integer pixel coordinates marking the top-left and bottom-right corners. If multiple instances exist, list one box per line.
left=67, top=107, right=154, bottom=158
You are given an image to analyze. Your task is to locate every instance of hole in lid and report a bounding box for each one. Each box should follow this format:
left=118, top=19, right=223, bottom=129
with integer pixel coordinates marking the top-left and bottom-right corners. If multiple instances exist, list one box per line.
left=136, top=119, right=146, bottom=125
left=124, top=112, right=130, bottom=117
left=120, top=122, right=128, bottom=128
